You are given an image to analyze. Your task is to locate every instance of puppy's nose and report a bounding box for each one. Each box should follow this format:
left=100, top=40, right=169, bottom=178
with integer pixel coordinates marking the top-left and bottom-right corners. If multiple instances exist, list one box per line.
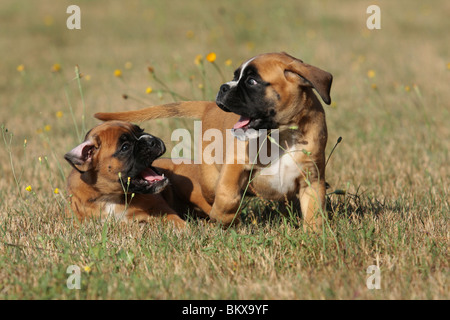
left=149, top=137, right=165, bottom=153
left=219, top=84, right=230, bottom=94
left=139, top=135, right=166, bottom=155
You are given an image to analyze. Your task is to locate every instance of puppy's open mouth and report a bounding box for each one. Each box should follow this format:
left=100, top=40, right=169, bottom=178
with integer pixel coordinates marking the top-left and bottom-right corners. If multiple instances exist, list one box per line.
left=231, top=116, right=264, bottom=141
left=140, top=167, right=165, bottom=184
left=128, top=166, right=169, bottom=194
left=217, top=102, right=258, bottom=132
left=233, top=116, right=253, bottom=131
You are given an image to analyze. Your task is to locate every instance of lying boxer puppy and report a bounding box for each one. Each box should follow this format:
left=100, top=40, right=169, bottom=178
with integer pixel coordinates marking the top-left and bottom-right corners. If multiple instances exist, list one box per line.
left=64, top=120, right=185, bottom=228
left=95, top=52, right=332, bottom=231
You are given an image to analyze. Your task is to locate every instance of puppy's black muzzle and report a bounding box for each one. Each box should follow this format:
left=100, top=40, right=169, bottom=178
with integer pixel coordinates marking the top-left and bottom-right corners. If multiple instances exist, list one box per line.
left=216, top=84, right=232, bottom=112
left=136, top=135, right=166, bottom=162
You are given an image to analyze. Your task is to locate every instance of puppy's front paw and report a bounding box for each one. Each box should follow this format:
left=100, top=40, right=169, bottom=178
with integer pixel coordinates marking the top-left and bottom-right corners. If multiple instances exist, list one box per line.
left=209, top=207, right=240, bottom=228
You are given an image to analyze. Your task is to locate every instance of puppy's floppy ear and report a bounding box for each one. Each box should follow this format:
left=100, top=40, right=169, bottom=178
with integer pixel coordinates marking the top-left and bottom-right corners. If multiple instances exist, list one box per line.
left=64, top=140, right=96, bottom=173
left=284, top=57, right=333, bottom=105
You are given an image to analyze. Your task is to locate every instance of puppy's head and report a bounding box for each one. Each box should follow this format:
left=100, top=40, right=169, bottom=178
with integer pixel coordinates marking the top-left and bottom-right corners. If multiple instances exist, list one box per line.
left=64, top=121, right=168, bottom=194
left=216, top=52, right=332, bottom=139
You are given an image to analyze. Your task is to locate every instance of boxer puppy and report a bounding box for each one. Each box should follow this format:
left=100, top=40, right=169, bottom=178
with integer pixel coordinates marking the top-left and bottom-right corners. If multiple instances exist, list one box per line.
left=95, top=52, right=332, bottom=231
left=64, top=121, right=185, bottom=228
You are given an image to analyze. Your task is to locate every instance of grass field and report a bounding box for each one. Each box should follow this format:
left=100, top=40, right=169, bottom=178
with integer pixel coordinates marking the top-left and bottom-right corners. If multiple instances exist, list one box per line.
left=0, top=0, right=448, bottom=300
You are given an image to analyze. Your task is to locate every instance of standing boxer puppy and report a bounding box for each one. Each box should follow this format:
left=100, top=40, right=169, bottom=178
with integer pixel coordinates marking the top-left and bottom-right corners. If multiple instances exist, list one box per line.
left=64, top=121, right=185, bottom=228
left=95, top=52, right=332, bottom=231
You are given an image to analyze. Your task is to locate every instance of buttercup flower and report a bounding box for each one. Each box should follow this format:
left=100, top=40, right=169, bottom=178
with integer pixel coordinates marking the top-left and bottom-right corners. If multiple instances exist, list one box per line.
left=206, top=52, right=217, bottom=63
left=25, top=185, right=32, bottom=192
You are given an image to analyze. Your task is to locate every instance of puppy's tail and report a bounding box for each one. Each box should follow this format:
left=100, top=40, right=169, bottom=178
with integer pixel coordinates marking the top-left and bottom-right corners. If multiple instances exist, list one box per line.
left=94, top=101, right=214, bottom=123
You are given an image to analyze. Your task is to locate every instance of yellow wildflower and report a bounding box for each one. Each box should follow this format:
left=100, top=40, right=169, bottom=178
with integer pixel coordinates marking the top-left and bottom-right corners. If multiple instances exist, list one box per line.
left=17, top=64, right=25, bottom=72
left=54, top=188, right=59, bottom=194
left=51, top=63, right=61, bottom=73
left=83, top=265, right=91, bottom=273
left=225, top=59, right=232, bottom=66
left=367, top=70, right=376, bottom=78
left=114, top=69, right=122, bottom=77
left=124, top=61, right=133, bottom=69
left=404, top=85, right=410, bottom=92
left=246, top=41, right=255, bottom=51
left=56, top=111, right=63, bottom=118
left=371, top=83, right=378, bottom=90
left=194, top=55, right=203, bottom=65
left=145, top=86, right=153, bottom=94
left=186, top=30, right=195, bottom=39
left=43, top=15, right=54, bottom=26
left=44, top=125, right=51, bottom=132
left=25, top=185, right=32, bottom=192
left=206, top=52, right=217, bottom=63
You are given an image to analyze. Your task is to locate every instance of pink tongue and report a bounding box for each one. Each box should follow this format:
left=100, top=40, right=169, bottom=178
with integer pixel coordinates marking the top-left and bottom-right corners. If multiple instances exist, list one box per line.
left=233, top=116, right=251, bottom=129
left=141, top=168, right=163, bottom=182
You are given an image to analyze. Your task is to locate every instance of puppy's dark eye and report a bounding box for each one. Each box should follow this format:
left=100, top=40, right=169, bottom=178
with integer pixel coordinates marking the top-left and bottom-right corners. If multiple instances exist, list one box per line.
left=120, top=143, right=131, bottom=152
left=247, top=78, right=258, bottom=86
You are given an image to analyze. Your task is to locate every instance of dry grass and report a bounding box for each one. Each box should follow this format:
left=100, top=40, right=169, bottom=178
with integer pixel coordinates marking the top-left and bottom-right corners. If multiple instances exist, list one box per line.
left=0, top=0, right=449, bottom=299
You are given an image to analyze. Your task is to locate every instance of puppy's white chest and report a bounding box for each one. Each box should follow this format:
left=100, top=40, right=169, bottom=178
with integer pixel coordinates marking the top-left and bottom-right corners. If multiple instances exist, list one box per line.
left=103, top=203, right=128, bottom=221
left=257, top=145, right=302, bottom=196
